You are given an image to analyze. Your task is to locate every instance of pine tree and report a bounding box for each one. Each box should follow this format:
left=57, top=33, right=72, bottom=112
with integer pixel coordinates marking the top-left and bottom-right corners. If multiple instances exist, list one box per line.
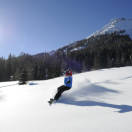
left=18, top=68, right=27, bottom=85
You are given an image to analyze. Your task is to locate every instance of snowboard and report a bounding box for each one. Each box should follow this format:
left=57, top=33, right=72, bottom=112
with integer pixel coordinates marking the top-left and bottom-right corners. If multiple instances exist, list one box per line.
left=48, top=98, right=54, bottom=105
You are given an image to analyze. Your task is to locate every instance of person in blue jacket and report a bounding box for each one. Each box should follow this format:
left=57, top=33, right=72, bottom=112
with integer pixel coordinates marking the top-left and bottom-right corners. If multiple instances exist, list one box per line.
left=48, top=69, right=73, bottom=104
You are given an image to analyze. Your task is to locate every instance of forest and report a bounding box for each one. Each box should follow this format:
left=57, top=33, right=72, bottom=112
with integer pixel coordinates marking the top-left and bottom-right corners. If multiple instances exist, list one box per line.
left=0, top=32, right=132, bottom=82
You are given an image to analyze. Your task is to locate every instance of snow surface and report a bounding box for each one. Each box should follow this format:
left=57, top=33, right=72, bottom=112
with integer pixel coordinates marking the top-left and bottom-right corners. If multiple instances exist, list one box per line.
left=70, top=46, right=85, bottom=52
left=0, top=66, right=132, bottom=132
left=90, top=18, right=132, bottom=39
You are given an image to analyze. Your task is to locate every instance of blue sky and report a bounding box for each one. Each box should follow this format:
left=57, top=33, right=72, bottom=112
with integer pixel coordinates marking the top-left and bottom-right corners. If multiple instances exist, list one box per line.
left=0, top=0, right=132, bottom=58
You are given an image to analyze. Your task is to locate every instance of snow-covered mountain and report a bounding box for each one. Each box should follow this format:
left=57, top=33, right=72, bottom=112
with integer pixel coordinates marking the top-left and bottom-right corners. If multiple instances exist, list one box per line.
left=34, top=18, right=132, bottom=56
left=54, top=18, right=132, bottom=54
left=0, top=66, right=132, bottom=132
left=91, top=18, right=132, bottom=38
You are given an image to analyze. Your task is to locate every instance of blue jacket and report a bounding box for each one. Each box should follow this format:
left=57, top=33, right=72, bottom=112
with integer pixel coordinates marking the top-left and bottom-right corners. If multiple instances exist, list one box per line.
left=64, top=76, right=72, bottom=88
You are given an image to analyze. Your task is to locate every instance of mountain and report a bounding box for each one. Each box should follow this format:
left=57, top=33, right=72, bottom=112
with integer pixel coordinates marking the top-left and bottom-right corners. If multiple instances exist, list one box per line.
left=58, top=18, right=132, bottom=53
left=32, top=18, right=132, bottom=74
left=34, top=18, right=132, bottom=55
left=91, top=18, right=132, bottom=39
left=0, top=66, right=132, bottom=132
left=32, top=18, right=131, bottom=57
left=1, top=18, right=132, bottom=82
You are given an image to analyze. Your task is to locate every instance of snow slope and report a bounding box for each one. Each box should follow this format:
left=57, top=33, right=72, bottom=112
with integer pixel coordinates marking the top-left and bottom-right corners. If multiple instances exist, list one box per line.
left=0, top=66, right=132, bottom=132
left=91, top=18, right=132, bottom=38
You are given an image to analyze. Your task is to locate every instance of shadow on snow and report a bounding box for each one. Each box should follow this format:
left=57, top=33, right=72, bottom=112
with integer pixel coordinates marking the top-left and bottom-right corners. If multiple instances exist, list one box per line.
left=0, top=83, right=18, bottom=88
left=58, top=97, right=132, bottom=113
left=28, top=82, right=38, bottom=85
left=57, top=81, right=132, bottom=113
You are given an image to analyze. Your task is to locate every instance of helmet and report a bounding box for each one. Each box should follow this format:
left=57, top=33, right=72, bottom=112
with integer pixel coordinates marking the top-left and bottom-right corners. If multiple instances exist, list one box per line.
left=65, top=68, right=72, bottom=76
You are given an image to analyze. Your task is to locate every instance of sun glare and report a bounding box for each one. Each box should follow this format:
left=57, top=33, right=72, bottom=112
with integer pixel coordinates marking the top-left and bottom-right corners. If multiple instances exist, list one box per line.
left=0, top=23, right=16, bottom=44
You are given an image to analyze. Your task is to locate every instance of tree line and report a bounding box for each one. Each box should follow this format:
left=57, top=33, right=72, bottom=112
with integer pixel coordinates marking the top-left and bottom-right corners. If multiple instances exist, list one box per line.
left=0, top=52, right=63, bottom=82
left=0, top=32, right=132, bottom=82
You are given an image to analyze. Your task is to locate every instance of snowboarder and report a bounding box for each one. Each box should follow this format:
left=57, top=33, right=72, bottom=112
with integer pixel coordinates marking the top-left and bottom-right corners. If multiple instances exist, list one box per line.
left=48, top=68, right=73, bottom=105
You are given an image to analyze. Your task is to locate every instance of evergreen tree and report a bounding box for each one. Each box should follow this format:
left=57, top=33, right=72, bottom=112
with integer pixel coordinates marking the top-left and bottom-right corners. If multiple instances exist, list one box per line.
left=18, top=68, right=27, bottom=85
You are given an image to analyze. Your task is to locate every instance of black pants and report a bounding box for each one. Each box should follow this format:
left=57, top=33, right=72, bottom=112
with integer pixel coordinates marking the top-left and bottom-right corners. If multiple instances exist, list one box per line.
left=54, top=85, right=71, bottom=101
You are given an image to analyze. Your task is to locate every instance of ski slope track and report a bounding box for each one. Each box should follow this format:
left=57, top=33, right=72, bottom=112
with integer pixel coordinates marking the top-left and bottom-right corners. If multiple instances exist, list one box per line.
left=0, top=66, right=132, bottom=132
